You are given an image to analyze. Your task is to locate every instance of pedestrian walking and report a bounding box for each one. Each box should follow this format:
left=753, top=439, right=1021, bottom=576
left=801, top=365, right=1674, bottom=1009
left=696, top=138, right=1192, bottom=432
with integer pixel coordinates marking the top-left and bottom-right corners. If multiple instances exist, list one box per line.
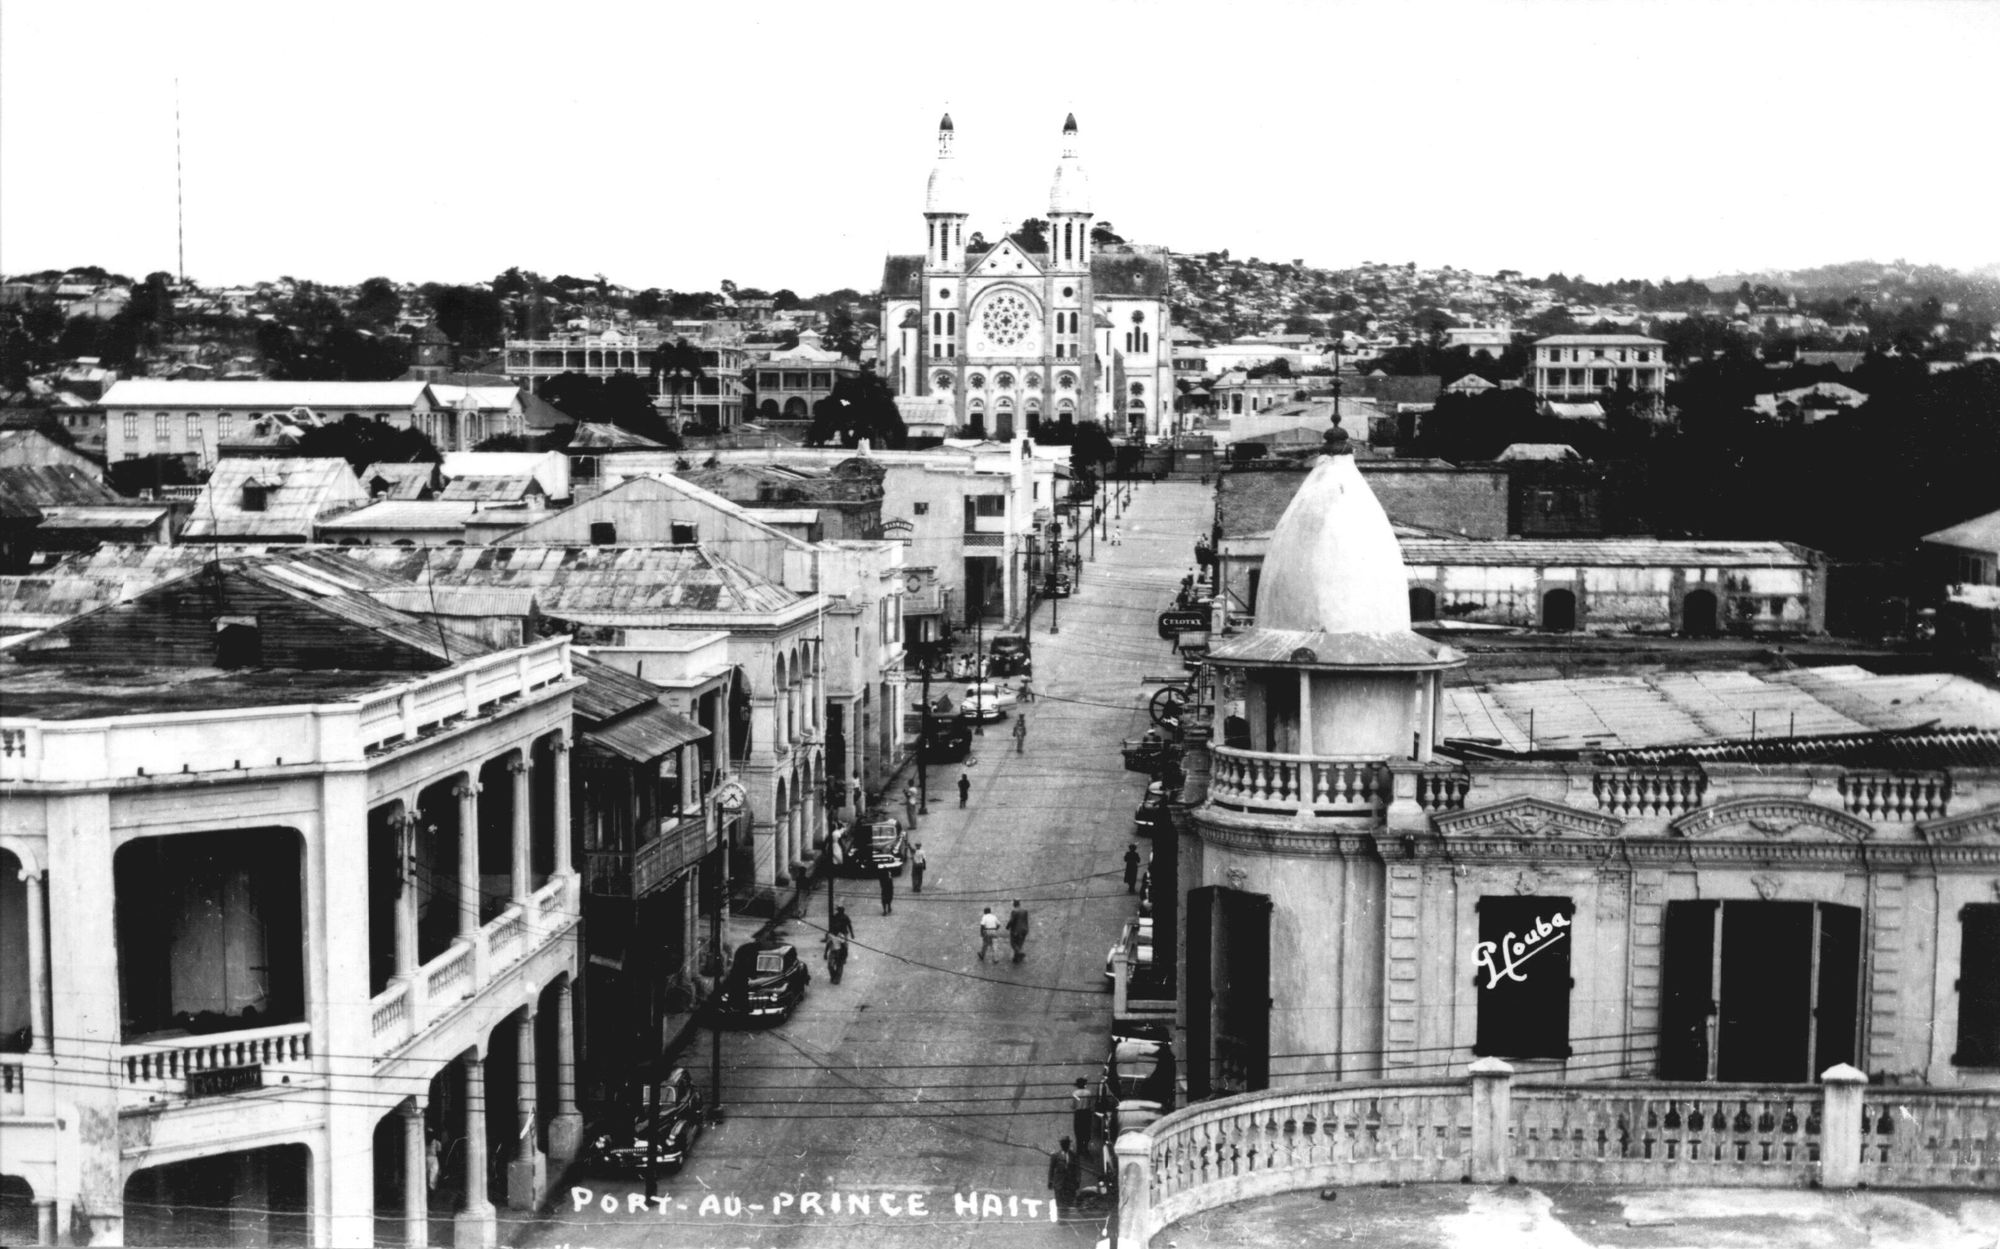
left=1012, top=714, right=1027, bottom=754
left=1112, top=524, right=1122, bottom=545
left=910, top=843, right=926, bottom=893
left=977, top=907, right=1000, bottom=961
left=1123, top=844, right=1142, bottom=894
left=830, top=906, right=855, bottom=940
left=958, top=772, right=971, bottom=808
left=1046, top=1137, right=1080, bottom=1212
left=1019, top=675, right=1035, bottom=704
left=903, top=782, right=919, bottom=829
left=878, top=867, right=895, bottom=915
left=1070, top=1078, right=1094, bottom=1153
left=823, top=932, right=848, bottom=983
left=1006, top=899, right=1030, bottom=963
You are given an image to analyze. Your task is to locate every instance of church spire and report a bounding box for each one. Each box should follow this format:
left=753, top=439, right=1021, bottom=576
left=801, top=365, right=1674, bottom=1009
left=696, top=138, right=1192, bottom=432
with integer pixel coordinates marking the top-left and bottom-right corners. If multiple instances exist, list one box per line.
left=1049, top=114, right=1092, bottom=271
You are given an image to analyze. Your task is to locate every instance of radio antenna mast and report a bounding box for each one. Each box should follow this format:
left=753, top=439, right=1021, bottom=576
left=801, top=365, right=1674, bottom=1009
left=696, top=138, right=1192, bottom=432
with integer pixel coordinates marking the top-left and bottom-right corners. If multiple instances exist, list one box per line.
left=175, top=79, right=186, bottom=284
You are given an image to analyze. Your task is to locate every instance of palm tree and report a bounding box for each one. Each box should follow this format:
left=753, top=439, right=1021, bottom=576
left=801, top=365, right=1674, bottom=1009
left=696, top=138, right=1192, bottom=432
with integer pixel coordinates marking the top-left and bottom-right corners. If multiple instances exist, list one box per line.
left=650, top=337, right=705, bottom=432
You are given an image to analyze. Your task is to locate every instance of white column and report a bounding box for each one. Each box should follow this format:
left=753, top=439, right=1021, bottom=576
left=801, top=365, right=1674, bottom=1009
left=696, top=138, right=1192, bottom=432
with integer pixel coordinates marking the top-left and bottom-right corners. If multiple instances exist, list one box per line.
left=20, top=867, right=50, bottom=1054
left=455, top=1050, right=497, bottom=1248
left=506, top=1009, right=546, bottom=1210
left=509, top=758, right=531, bottom=903
left=401, top=1098, right=429, bottom=1249
left=1297, top=670, right=1315, bottom=756
left=547, top=979, right=583, bottom=1164
left=393, top=811, right=419, bottom=977
left=1415, top=673, right=1436, bottom=764
left=456, top=779, right=482, bottom=935
left=550, top=738, right=573, bottom=878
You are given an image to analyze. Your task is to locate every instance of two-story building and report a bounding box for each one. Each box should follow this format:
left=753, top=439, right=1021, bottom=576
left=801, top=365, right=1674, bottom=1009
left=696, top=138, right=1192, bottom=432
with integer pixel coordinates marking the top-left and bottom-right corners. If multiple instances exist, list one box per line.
left=0, top=557, right=584, bottom=1248
left=1531, top=334, right=1668, bottom=400
left=501, top=331, right=746, bottom=430
left=97, top=381, right=529, bottom=464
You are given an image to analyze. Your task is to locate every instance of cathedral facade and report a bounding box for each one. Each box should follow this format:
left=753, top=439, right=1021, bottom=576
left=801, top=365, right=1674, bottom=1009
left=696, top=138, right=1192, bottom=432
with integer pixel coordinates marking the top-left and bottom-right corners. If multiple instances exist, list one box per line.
left=881, top=115, right=1174, bottom=439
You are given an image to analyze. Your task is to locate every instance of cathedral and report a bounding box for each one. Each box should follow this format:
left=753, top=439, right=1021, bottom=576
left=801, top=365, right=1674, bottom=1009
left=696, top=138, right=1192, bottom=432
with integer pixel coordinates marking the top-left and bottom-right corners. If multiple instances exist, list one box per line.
left=881, top=114, right=1174, bottom=439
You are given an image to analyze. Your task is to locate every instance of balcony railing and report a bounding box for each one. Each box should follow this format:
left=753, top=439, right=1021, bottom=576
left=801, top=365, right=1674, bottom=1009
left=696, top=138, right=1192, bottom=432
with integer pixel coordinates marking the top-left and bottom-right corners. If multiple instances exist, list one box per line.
left=371, top=873, right=581, bottom=1054
left=1591, top=767, right=1707, bottom=817
left=121, top=1021, right=314, bottom=1096
left=1113, top=1065, right=2000, bottom=1246
left=1, top=637, right=572, bottom=782
left=1207, top=746, right=1386, bottom=818
left=1839, top=770, right=1950, bottom=821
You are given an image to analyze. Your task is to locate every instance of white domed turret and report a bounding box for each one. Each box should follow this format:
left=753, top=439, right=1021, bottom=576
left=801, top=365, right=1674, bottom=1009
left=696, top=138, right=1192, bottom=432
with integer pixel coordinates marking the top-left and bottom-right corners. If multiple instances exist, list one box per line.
left=1257, top=449, right=1410, bottom=635
left=924, top=112, right=967, bottom=214
left=1048, top=112, right=1092, bottom=215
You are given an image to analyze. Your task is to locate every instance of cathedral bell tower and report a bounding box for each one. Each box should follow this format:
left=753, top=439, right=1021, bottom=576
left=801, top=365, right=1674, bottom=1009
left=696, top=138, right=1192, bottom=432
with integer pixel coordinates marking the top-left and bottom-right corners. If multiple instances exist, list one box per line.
left=1047, top=113, right=1093, bottom=273
left=923, top=113, right=968, bottom=272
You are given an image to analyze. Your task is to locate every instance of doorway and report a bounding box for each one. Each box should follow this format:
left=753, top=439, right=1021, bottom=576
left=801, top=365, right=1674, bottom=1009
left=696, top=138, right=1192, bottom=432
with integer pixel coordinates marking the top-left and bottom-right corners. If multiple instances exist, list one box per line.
left=1683, top=589, right=1719, bottom=636
left=1409, top=586, right=1437, bottom=622
left=1658, top=899, right=1860, bottom=1082
left=1541, top=587, right=1577, bottom=631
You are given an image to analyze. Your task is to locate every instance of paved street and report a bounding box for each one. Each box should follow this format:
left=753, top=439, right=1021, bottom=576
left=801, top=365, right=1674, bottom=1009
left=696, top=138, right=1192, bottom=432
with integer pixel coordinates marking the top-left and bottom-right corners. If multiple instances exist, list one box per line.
left=508, top=480, right=1209, bottom=1249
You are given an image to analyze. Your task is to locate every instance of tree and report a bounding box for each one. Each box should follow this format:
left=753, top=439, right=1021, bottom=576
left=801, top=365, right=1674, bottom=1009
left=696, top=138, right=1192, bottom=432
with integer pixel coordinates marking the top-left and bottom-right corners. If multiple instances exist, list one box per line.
left=1090, top=222, right=1125, bottom=246
left=295, top=415, right=440, bottom=473
left=1069, top=420, right=1116, bottom=491
left=1015, top=218, right=1049, bottom=252
left=822, top=308, right=863, bottom=361
left=421, top=284, right=507, bottom=351
left=351, top=277, right=402, bottom=328
left=805, top=369, right=906, bottom=449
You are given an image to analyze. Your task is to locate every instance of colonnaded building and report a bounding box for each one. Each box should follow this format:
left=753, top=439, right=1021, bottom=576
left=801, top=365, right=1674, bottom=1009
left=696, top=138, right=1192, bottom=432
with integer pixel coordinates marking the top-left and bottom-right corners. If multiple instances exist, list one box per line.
left=881, top=114, right=1175, bottom=440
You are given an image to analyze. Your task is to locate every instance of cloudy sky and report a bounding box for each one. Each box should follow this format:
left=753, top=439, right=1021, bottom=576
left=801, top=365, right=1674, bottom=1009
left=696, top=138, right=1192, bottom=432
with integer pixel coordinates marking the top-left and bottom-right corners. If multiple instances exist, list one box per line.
left=2, top=0, right=1993, bottom=295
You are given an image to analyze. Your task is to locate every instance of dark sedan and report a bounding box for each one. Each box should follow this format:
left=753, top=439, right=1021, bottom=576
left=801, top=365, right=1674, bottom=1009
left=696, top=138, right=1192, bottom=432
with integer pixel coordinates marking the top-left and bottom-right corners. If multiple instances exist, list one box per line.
left=711, top=943, right=810, bottom=1025
left=587, top=1068, right=704, bottom=1177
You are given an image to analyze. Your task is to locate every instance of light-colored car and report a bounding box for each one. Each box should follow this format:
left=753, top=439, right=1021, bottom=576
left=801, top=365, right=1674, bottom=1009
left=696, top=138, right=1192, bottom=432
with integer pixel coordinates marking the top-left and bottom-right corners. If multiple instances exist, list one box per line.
left=1105, top=917, right=1154, bottom=980
left=958, top=681, right=1018, bottom=722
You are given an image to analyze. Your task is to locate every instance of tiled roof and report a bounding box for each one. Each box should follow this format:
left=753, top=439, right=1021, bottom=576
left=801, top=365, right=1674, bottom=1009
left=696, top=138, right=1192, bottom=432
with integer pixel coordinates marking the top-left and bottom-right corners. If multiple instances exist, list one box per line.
left=362, top=462, right=439, bottom=499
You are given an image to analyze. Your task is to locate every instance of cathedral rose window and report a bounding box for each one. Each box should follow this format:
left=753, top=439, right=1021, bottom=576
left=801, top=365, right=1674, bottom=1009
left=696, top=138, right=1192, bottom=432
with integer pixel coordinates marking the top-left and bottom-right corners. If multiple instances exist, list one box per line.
left=978, top=291, right=1034, bottom=347
left=996, top=372, right=1015, bottom=388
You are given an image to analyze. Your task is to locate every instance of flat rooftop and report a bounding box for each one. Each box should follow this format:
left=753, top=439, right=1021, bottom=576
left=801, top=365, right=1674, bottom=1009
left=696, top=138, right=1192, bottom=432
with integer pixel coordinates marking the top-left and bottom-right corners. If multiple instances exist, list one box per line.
left=1442, top=665, right=2000, bottom=755
left=0, top=662, right=405, bottom=721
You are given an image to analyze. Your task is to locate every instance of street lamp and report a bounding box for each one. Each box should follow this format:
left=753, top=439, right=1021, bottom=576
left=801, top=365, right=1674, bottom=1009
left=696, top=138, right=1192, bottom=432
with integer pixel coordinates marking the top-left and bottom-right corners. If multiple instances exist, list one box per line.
left=710, top=783, right=747, bottom=1125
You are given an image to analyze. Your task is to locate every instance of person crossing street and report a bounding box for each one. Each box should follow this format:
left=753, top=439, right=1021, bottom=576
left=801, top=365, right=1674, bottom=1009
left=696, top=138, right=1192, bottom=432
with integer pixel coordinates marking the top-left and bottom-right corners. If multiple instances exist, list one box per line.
left=1012, top=713, right=1027, bottom=754
left=903, top=782, right=919, bottom=829
left=958, top=772, right=971, bottom=808
left=910, top=843, right=926, bottom=893
left=976, top=907, right=1001, bottom=961
left=1005, top=899, right=1030, bottom=963
left=1124, top=844, right=1143, bottom=894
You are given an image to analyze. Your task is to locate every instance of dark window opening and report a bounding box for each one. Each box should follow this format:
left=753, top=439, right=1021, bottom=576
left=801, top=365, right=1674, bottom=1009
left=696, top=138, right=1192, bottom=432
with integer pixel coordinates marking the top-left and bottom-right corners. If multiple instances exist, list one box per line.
left=589, top=521, right=617, bottom=545
left=669, top=522, right=698, bottom=544
left=1957, top=904, right=2000, bottom=1067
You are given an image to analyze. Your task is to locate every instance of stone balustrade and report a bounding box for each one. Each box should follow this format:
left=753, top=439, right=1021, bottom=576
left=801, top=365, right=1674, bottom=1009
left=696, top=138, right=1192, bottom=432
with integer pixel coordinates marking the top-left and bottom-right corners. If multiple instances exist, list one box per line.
left=1208, top=746, right=1386, bottom=818
left=120, top=1022, right=315, bottom=1097
left=1839, top=770, right=1950, bottom=821
left=1115, top=1064, right=1999, bottom=1246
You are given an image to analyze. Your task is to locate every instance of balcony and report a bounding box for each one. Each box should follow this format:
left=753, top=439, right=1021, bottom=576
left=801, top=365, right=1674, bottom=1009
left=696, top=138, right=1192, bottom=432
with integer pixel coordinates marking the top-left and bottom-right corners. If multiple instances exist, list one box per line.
left=120, top=1021, right=315, bottom=1104
left=1112, top=1065, right=2000, bottom=1246
left=1207, top=746, right=1386, bottom=819
left=369, top=873, right=580, bottom=1056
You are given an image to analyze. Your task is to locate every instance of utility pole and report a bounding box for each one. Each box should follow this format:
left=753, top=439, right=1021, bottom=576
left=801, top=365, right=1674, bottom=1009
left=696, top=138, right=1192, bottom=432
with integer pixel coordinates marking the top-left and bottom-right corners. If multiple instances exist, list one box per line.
left=917, top=663, right=931, bottom=815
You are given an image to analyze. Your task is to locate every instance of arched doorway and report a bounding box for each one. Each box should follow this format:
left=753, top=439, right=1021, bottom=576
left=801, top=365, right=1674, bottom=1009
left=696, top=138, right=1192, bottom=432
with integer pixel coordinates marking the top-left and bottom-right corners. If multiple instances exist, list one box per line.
left=1541, top=588, right=1577, bottom=632
left=782, top=397, right=808, bottom=419
left=1683, top=589, right=1719, bottom=636
left=1408, top=586, right=1437, bottom=622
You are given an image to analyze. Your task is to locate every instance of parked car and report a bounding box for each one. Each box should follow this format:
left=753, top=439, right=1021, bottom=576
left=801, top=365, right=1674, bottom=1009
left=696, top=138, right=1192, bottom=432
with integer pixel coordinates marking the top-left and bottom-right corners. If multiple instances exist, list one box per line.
left=1044, top=572, right=1073, bottom=599
left=712, top=943, right=810, bottom=1025
left=836, top=818, right=909, bottom=877
left=587, top=1067, right=704, bottom=1178
left=1134, top=788, right=1172, bottom=837
left=918, top=719, right=972, bottom=762
left=1105, top=917, right=1154, bottom=981
left=959, top=681, right=1018, bottom=722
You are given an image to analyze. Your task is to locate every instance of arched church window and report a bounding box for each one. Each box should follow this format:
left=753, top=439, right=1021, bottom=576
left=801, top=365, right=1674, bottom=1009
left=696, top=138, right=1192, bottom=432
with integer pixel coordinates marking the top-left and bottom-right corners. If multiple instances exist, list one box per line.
left=995, top=372, right=1014, bottom=388
left=934, top=372, right=954, bottom=391
left=1057, top=372, right=1076, bottom=390
left=1063, top=223, right=1074, bottom=262
left=947, top=312, right=956, bottom=335
left=933, top=312, right=942, bottom=336
left=968, top=373, right=986, bottom=389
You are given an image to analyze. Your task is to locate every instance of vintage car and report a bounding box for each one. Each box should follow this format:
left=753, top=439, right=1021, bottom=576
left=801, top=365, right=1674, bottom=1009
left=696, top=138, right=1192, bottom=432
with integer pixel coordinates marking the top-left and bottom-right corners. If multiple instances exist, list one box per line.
left=1043, top=572, right=1073, bottom=599
left=587, top=1067, right=704, bottom=1177
left=988, top=635, right=1032, bottom=676
left=958, top=681, right=1018, bottom=722
left=1105, top=917, right=1154, bottom=981
left=918, top=719, right=973, bottom=762
left=712, top=943, right=810, bottom=1025
left=1100, top=1036, right=1176, bottom=1111
left=836, top=818, right=909, bottom=877
left=1121, top=735, right=1181, bottom=776
left=1133, top=788, right=1173, bottom=837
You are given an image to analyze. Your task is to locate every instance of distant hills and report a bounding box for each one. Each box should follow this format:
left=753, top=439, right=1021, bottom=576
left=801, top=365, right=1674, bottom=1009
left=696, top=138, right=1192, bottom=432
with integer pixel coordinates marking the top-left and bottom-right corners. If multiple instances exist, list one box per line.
left=1699, top=259, right=2000, bottom=297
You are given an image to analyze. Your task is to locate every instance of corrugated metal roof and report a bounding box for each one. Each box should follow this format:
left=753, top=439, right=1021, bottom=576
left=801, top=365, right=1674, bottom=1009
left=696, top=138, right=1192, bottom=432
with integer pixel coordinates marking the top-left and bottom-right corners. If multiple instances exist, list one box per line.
left=1533, top=334, right=1665, bottom=346
left=182, top=458, right=369, bottom=539
left=428, top=384, right=522, bottom=413
left=1399, top=538, right=1809, bottom=567
left=101, top=380, right=431, bottom=408
left=571, top=653, right=668, bottom=722
left=335, top=543, right=802, bottom=617
left=361, top=462, right=438, bottom=500
left=567, top=422, right=667, bottom=450
left=318, top=501, right=482, bottom=530
left=1599, top=726, right=2000, bottom=769
left=440, top=474, right=540, bottom=501
left=0, top=464, right=124, bottom=508
left=35, top=506, right=168, bottom=530
left=584, top=702, right=707, bottom=761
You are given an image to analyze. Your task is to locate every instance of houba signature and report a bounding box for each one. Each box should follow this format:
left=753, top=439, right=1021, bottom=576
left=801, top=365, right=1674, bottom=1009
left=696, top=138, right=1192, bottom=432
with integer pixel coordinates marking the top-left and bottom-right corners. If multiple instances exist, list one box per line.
left=1473, top=911, right=1570, bottom=989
